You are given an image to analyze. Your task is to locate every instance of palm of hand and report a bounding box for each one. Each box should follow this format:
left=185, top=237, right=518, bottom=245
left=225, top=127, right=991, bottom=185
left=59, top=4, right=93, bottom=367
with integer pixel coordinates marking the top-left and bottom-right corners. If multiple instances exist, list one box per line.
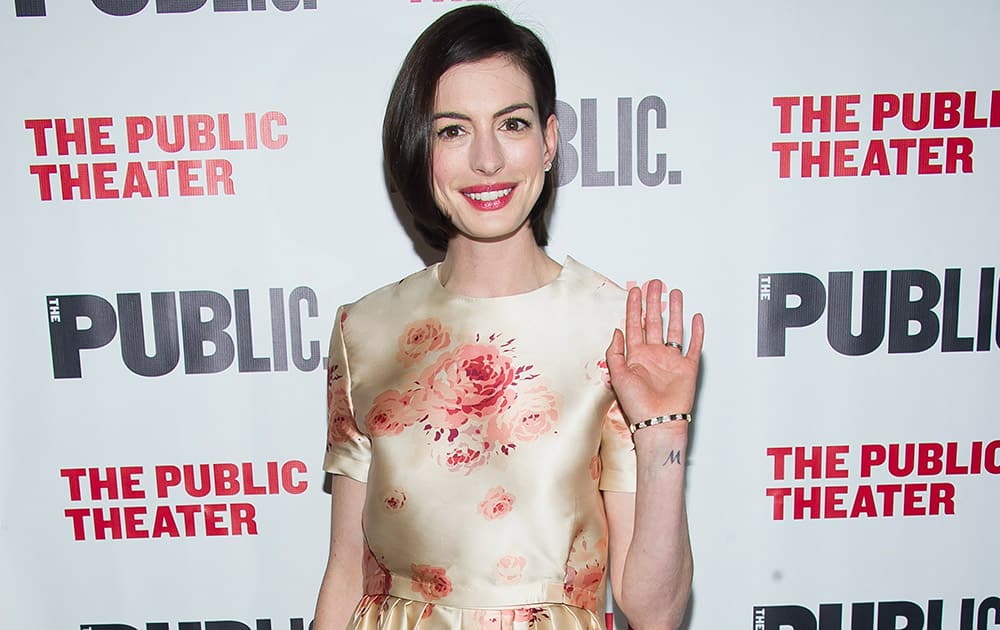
left=605, top=281, right=704, bottom=425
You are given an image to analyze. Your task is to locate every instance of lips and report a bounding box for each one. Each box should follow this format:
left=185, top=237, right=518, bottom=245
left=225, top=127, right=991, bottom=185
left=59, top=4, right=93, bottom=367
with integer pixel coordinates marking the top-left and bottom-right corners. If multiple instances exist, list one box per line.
left=460, top=183, right=516, bottom=211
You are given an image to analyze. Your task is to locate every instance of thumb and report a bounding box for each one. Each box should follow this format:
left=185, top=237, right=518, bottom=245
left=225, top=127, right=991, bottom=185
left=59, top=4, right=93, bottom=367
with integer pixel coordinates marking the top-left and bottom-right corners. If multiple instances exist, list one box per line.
left=605, top=328, right=627, bottom=382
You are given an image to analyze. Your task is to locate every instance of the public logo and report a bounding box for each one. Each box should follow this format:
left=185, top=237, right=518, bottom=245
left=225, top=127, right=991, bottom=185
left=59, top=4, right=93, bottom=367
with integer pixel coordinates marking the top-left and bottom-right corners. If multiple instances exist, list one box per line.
left=757, top=268, right=998, bottom=357
left=556, top=96, right=681, bottom=187
left=771, top=90, right=1000, bottom=178
left=47, top=287, right=324, bottom=378
left=753, top=598, right=1000, bottom=630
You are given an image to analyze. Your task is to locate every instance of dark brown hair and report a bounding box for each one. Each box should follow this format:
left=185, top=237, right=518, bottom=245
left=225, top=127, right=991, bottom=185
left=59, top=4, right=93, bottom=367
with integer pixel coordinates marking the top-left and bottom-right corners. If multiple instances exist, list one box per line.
left=383, top=4, right=557, bottom=252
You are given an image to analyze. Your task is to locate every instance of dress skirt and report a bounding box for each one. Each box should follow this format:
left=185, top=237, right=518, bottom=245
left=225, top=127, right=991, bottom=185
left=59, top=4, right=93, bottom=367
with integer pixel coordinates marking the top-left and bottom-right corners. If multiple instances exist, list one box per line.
left=349, top=595, right=603, bottom=630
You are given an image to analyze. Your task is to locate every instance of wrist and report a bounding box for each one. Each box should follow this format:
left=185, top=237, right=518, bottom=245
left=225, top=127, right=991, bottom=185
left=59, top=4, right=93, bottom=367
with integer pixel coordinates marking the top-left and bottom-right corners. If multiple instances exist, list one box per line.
left=631, top=421, right=689, bottom=465
left=629, top=413, right=691, bottom=436
left=631, top=419, right=689, bottom=443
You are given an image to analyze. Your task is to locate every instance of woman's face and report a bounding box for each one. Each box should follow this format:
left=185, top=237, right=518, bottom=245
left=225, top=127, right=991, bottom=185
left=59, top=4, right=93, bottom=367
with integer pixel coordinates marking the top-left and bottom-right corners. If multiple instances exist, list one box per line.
left=430, top=55, right=557, bottom=245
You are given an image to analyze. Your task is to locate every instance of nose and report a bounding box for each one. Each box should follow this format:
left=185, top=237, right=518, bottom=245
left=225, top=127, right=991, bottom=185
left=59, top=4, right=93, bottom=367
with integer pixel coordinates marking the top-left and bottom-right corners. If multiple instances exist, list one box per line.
left=470, top=131, right=504, bottom=176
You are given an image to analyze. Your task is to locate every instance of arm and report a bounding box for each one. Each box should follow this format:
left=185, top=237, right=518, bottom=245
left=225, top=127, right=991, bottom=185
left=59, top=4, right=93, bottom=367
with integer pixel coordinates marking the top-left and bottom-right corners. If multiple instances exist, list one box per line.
left=313, top=475, right=366, bottom=630
left=316, top=305, right=372, bottom=628
left=605, top=427, right=692, bottom=629
left=604, top=280, right=703, bottom=629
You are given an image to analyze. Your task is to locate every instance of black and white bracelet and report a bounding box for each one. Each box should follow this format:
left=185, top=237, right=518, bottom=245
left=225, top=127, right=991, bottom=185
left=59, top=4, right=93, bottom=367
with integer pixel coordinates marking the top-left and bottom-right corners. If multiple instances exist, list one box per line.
left=628, top=413, right=692, bottom=434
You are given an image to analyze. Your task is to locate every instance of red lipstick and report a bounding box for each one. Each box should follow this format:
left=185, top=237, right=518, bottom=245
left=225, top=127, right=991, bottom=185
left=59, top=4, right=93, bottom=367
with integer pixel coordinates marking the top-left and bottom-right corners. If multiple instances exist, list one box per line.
left=460, top=183, right=517, bottom=211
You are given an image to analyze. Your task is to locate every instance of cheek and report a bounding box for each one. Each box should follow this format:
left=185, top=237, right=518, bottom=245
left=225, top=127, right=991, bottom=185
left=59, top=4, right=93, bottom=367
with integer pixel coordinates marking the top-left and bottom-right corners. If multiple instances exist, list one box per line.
left=431, top=148, right=461, bottom=189
left=507, top=140, right=545, bottom=171
left=429, top=152, right=452, bottom=209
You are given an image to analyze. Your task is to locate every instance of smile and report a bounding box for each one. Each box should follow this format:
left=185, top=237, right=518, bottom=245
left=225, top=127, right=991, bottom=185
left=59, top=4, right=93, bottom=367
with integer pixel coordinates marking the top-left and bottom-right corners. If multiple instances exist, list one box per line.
left=460, top=183, right=517, bottom=211
left=465, top=188, right=512, bottom=202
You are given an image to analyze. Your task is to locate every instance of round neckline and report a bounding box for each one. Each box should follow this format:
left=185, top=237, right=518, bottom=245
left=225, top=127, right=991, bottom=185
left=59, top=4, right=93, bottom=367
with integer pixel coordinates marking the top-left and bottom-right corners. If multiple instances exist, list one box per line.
left=430, top=255, right=574, bottom=302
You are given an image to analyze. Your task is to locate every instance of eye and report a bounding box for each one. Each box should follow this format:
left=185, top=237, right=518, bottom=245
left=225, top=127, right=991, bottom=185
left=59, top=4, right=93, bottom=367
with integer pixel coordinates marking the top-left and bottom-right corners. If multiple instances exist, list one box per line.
left=500, top=117, right=531, bottom=132
left=436, top=125, right=466, bottom=140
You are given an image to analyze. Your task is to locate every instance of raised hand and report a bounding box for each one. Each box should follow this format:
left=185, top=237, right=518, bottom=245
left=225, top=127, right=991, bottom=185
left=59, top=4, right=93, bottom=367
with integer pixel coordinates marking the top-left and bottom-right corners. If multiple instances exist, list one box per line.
left=605, top=279, right=704, bottom=428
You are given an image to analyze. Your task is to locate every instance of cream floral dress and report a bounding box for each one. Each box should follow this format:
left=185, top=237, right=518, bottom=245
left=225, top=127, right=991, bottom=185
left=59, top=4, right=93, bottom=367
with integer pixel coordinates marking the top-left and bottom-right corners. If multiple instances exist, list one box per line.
left=324, top=257, right=637, bottom=629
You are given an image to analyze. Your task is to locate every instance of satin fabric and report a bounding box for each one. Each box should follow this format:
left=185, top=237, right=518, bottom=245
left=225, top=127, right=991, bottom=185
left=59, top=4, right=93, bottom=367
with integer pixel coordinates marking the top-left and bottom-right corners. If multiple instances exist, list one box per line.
left=349, top=595, right=602, bottom=630
left=324, top=257, right=636, bottom=627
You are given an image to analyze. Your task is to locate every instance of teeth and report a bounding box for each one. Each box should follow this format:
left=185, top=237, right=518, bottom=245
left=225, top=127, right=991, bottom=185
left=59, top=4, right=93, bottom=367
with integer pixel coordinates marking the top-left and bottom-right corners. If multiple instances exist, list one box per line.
left=466, top=188, right=512, bottom=202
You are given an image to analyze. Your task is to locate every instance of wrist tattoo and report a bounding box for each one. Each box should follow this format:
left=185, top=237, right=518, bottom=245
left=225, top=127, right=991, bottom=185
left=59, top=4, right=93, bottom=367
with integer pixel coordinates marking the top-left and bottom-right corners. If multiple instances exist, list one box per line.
left=662, top=449, right=684, bottom=466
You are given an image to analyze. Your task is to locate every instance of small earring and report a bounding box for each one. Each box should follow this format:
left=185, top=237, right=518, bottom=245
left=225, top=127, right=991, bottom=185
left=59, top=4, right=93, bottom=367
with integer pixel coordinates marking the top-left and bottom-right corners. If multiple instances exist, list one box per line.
left=543, top=162, right=552, bottom=172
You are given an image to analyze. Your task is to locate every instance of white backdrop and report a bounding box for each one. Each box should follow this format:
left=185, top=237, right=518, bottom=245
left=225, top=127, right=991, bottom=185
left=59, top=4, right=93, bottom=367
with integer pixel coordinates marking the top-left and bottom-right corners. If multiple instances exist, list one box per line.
left=2, top=1, right=998, bottom=629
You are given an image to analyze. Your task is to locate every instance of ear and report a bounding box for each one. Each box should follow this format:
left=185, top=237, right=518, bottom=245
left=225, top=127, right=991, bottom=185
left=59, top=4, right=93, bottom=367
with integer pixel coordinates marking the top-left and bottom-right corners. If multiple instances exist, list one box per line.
left=542, top=113, right=558, bottom=164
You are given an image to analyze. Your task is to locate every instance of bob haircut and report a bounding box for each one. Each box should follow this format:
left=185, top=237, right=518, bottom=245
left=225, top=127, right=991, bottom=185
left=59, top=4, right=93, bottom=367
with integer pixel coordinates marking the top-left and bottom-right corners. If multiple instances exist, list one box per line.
left=383, top=4, right=558, bottom=252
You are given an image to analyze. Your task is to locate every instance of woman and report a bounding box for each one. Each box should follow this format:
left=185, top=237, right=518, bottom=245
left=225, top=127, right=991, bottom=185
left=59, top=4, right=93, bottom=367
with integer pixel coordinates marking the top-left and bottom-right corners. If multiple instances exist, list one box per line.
left=314, top=5, right=704, bottom=629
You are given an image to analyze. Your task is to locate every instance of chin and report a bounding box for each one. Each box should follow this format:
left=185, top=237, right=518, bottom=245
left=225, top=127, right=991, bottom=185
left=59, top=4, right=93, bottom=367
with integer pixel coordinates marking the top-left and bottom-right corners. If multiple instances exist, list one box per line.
left=453, top=215, right=533, bottom=244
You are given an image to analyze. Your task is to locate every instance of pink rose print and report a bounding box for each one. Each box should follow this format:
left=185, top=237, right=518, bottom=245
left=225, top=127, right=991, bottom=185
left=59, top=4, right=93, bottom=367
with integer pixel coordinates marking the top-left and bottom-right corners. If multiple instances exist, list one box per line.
left=362, top=545, right=392, bottom=595
left=383, top=489, right=406, bottom=512
left=326, top=399, right=354, bottom=447
left=326, top=365, right=358, bottom=448
left=483, top=397, right=515, bottom=446
left=584, top=358, right=612, bottom=390
left=485, top=386, right=559, bottom=456
left=563, top=532, right=608, bottom=612
left=590, top=455, right=601, bottom=481
left=505, top=386, right=559, bottom=442
left=606, top=400, right=632, bottom=443
left=443, top=445, right=485, bottom=473
left=430, top=427, right=489, bottom=475
left=564, top=564, right=603, bottom=611
left=407, top=384, right=471, bottom=433
left=417, top=342, right=517, bottom=424
left=396, top=318, right=451, bottom=367
left=475, top=610, right=514, bottom=629
left=479, top=487, right=516, bottom=520
left=366, top=389, right=415, bottom=437
left=475, top=607, right=548, bottom=628
left=410, top=564, right=452, bottom=601
left=492, top=554, right=526, bottom=583
left=514, top=608, right=549, bottom=623
left=326, top=362, right=339, bottom=409
left=366, top=330, right=557, bottom=474
left=486, top=385, right=559, bottom=455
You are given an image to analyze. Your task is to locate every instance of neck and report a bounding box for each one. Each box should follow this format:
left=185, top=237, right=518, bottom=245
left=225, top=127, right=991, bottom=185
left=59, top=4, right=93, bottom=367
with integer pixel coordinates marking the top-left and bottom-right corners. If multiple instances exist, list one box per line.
left=438, top=225, right=562, bottom=298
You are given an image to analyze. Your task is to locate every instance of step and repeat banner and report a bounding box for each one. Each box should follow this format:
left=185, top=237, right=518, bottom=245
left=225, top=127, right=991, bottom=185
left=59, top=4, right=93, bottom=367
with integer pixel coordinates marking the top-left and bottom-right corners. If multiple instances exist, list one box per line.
left=2, top=1, right=997, bottom=629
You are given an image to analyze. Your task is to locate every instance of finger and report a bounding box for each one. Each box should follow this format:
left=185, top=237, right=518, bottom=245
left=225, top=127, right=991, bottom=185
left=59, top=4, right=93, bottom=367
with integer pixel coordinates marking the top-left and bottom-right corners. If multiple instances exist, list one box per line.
left=686, top=312, right=705, bottom=365
left=665, top=288, right=684, bottom=346
left=624, top=286, right=644, bottom=349
left=644, top=279, right=664, bottom=345
left=605, top=328, right=627, bottom=381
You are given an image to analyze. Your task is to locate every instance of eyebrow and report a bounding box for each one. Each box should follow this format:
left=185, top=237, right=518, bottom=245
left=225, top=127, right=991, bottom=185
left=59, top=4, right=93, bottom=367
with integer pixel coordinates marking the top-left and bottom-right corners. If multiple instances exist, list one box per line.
left=432, top=102, right=535, bottom=122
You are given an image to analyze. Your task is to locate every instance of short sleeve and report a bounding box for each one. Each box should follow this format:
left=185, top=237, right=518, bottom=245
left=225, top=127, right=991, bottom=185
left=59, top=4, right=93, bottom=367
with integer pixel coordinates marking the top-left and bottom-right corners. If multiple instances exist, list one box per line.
left=322, top=305, right=372, bottom=482
left=598, top=399, right=637, bottom=492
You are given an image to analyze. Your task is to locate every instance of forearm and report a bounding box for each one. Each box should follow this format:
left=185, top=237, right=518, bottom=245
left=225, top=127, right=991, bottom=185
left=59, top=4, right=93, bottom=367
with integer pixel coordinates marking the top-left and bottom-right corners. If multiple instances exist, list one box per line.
left=313, top=560, right=362, bottom=630
left=620, top=425, right=692, bottom=629
left=313, top=476, right=367, bottom=630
